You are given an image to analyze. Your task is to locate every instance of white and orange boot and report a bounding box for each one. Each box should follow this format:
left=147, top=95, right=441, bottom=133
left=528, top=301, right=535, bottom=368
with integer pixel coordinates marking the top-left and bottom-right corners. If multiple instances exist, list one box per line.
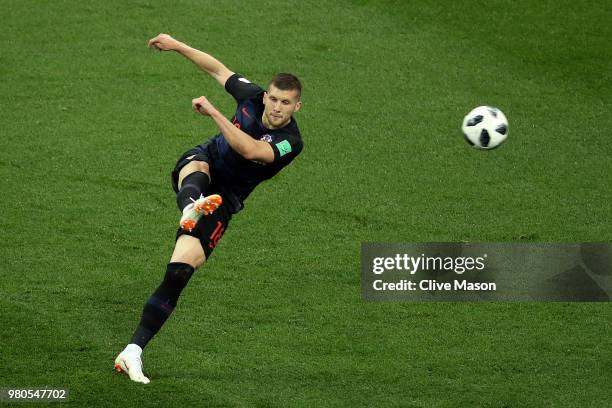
left=179, top=194, right=223, bottom=232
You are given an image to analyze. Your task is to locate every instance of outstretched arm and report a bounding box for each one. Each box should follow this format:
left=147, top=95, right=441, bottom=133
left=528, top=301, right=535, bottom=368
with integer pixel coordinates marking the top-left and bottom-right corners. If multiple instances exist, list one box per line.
left=148, top=33, right=234, bottom=87
left=192, top=96, right=275, bottom=163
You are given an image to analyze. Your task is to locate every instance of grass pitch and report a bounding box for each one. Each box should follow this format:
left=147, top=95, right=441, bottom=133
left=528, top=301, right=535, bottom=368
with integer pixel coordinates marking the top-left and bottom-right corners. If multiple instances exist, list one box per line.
left=1, top=0, right=611, bottom=406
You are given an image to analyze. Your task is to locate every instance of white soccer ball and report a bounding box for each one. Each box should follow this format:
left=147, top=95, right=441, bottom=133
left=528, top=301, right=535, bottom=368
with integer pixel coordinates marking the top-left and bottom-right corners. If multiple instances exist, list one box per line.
left=462, top=106, right=508, bottom=149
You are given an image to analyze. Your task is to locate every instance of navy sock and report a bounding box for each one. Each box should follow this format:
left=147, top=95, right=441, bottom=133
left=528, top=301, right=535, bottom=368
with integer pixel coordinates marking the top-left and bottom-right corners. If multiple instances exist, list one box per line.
left=176, top=171, right=210, bottom=211
left=130, top=262, right=195, bottom=349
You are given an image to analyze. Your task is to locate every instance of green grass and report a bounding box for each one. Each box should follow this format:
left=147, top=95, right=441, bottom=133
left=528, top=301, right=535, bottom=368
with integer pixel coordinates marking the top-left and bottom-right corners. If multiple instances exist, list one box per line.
left=1, top=0, right=611, bottom=406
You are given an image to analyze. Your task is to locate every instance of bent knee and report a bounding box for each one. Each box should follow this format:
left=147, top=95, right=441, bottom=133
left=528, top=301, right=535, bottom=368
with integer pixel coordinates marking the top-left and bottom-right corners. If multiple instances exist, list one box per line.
left=170, top=235, right=206, bottom=269
left=182, top=157, right=210, bottom=174
left=178, top=159, right=211, bottom=189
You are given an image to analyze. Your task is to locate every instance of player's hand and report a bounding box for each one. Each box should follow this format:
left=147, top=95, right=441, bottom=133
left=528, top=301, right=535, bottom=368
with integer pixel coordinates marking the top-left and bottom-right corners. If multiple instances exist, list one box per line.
left=148, top=33, right=182, bottom=51
left=192, top=96, right=217, bottom=116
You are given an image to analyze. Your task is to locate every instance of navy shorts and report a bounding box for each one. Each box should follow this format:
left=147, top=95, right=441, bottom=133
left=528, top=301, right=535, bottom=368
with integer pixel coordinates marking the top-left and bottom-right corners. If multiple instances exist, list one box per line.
left=171, top=145, right=210, bottom=194
left=171, top=145, right=232, bottom=259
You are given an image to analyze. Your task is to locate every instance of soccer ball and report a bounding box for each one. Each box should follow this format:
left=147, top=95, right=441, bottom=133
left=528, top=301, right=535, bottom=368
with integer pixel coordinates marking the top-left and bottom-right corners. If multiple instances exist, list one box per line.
left=462, top=106, right=508, bottom=149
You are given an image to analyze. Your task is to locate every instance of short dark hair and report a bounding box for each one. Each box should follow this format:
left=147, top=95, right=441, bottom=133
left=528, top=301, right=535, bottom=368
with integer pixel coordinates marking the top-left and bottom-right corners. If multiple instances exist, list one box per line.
left=269, top=73, right=302, bottom=98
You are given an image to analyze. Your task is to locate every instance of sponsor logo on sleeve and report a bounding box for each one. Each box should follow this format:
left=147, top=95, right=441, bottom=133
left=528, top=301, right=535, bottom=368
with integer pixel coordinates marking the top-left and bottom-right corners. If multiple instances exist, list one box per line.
left=275, top=140, right=292, bottom=157
left=238, top=77, right=252, bottom=84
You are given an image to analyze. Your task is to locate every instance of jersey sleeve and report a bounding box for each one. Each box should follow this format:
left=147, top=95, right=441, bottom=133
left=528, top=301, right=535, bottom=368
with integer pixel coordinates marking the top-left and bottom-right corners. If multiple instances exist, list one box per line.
left=224, top=73, right=264, bottom=102
left=269, top=133, right=303, bottom=164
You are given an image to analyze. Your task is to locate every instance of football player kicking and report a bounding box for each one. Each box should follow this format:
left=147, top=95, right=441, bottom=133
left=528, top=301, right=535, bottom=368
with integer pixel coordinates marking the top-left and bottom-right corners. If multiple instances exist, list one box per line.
left=114, top=33, right=303, bottom=384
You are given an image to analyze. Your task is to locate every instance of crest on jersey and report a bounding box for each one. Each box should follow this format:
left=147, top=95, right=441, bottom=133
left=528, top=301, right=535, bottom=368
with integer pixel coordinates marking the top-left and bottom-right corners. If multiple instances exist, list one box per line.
left=260, top=134, right=273, bottom=142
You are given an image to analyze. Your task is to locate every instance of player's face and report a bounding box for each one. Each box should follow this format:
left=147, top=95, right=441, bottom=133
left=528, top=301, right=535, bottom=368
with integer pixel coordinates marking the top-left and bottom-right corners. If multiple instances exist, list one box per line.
left=262, top=85, right=301, bottom=129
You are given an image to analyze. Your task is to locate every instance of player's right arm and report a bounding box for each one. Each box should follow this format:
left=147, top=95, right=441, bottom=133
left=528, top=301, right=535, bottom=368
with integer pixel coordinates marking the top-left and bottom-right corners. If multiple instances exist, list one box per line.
left=147, top=33, right=234, bottom=87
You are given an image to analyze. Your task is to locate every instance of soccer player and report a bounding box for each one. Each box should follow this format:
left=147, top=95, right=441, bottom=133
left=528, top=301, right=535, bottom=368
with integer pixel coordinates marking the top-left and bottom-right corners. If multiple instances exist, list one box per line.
left=114, top=33, right=303, bottom=384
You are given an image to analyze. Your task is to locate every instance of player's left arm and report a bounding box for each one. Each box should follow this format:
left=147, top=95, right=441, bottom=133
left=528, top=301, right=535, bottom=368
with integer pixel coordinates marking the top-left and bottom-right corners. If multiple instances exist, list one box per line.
left=192, top=96, right=274, bottom=163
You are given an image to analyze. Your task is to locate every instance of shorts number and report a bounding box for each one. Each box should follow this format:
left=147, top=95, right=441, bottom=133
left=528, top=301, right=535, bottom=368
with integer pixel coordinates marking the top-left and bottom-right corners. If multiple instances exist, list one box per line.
left=208, top=221, right=225, bottom=249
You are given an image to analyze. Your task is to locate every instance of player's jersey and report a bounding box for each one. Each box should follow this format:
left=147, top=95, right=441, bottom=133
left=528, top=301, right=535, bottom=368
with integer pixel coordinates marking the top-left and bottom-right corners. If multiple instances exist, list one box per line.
left=200, top=73, right=303, bottom=213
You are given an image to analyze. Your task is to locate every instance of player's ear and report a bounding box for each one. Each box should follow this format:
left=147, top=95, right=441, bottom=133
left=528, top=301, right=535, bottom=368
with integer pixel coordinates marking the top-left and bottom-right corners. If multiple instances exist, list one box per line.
left=293, top=100, right=302, bottom=112
left=262, top=91, right=268, bottom=105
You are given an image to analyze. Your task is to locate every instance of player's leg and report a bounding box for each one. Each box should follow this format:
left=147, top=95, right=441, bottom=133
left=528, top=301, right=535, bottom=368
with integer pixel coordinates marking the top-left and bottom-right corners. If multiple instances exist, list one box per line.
left=170, top=235, right=206, bottom=266
left=115, top=204, right=231, bottom=384
left=176, top=158, right=222, bottom=231
left=176, top=159, right=211, bottom=210
left=130, top=238, right=204, bottom=347
left=114, top=238, right=203, bottom=384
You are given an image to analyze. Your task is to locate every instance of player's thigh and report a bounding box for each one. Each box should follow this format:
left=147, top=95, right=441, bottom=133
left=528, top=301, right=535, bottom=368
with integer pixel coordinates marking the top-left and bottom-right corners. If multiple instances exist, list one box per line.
left=178, top=158, right=211, bottom=189
left=173, top=203, right=231, bottom=267
left=170, top=235, right=206, bottom=268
